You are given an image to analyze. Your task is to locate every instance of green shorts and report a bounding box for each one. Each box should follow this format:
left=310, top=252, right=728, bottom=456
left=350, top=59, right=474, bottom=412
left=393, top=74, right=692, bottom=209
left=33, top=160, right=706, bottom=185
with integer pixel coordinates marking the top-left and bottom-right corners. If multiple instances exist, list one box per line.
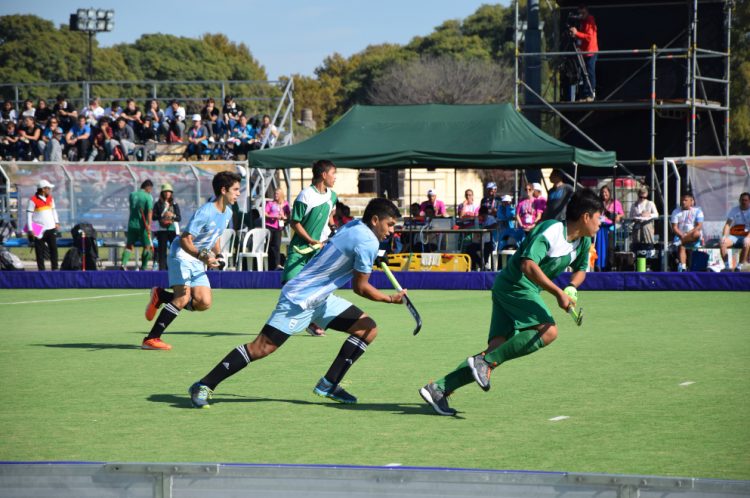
left=281, top=250, right=315, bottom=283
left=126, top=227, right=151, bottom=247
left=488, top=284, right=555, bottom=341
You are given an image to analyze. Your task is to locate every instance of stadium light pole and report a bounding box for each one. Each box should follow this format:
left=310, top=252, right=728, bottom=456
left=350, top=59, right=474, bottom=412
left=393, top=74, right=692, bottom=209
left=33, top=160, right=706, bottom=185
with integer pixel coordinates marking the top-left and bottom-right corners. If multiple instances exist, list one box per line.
left=69, top=8, right=115, bottom=81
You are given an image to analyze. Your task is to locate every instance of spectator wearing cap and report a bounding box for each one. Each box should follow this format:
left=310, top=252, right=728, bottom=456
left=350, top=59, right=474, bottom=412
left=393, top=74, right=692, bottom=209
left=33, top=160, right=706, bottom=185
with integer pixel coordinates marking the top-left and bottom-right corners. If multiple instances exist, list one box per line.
left=542, top=169, right=575, bottom=222
left=629, top=186, right=658, bottom=253
left=458, top=188, right=480, bottom=218
left=26, top=179, right=60, bottom=270
left=163, top=100, right=186, bottom=141
left=153, top=183, right=181, bottom=271
left=497, top=194, right=525, bottom=250
left=531, top=182, right=547, bottom=213
left=480, top=181, right=499, bottom=216
left=419, top=189, right=447, bottom=217
left=183, top=114, right=209, bottom=160
left=516, top=183, right=543, bottom=234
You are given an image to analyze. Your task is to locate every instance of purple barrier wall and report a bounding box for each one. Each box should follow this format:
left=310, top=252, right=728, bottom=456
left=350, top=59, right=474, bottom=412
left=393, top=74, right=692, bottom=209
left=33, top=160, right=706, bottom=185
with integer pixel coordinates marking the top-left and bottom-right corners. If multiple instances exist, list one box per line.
left=1, top=271, right=749, bottom=291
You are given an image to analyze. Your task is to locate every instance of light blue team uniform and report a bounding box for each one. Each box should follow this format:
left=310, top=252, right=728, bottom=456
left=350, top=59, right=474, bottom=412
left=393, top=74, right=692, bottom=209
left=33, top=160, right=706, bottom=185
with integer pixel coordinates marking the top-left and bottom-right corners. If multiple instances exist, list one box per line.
left=167, top=201, right=233, bottom=288
left=267, top=219, right=379, bottom=335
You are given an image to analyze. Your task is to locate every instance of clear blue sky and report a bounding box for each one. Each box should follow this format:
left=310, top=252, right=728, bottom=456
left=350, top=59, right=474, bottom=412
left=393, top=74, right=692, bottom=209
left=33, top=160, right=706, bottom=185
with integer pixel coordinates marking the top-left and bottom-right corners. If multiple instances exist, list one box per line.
left=1, top=1, right=508, bottom=80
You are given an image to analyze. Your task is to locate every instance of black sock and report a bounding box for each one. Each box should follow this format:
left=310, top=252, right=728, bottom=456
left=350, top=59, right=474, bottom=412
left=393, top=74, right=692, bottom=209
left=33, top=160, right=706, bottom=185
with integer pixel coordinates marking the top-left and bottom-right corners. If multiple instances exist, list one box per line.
left=147, top=303, right=179, bottom=339
left=157, top=288, right=173, bottom=303
left=201, top=345, right=252, bottom=390
left=325, top=336, right=368, bottom=385
left=184, top=298, right=194, bottom=311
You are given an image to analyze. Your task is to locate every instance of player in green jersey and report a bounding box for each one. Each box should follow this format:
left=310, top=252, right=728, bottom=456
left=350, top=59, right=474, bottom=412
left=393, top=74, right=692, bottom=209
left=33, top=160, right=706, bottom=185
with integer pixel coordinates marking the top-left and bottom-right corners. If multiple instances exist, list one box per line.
left=121, top=180, right=154, bottom=270
left=420, top=188, right=604, bottom=416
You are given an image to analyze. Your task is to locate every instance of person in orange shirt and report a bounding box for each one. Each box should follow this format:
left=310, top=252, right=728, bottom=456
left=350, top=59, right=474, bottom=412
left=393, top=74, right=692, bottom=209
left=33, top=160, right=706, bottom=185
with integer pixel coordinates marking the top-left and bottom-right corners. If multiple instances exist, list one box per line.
left=570, top=4, right=598, bottom=102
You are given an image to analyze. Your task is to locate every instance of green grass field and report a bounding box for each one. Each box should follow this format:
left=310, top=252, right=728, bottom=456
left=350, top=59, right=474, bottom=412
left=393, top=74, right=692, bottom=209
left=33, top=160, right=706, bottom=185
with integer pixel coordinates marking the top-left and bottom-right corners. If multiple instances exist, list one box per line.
left=0, top=289, right=748, bottom=479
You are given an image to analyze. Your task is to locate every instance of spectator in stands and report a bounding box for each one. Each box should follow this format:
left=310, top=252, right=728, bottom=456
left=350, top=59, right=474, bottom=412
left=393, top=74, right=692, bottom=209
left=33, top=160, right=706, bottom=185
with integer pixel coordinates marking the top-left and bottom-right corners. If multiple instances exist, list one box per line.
left=136, top=117, right=158, bottom=161
left=17, top=115, right=41, bottom=161
left=120, top=98, right=143, bottom=136
left=143, top=99, right=163, bottom=139
left=595, top=185, right=623, bottom=271
left=1, top=100, right=18, bottom=130
left=333, top=201, right=354, bottom=228
left=0, top=121, right=19, bottom=160
left=104, top=100, right=122, bottom=121
left=113, top=117, right=137, bottom=160
left=570, top=4, right=598, bottom=102
left=65, top=116, right=91, bottom=161
left=52, top=95, right=76, bottom=132
left=670, top=193, right=704, bottom=272
left=153, top=183, right=181, bottom=271
left=458, top=189, right=480, bottom=218
left=228, top=114, right=258, bottom=158
left=265, top=188, right=291, bottom=270
left=35, top=99, right=52, bottom=127
left=480, top=181, right=499, bottom=216
left=41, top=117, right=64, bottom=162
left=163, top=100, right=186, bottom=141
left=201, top=98, right=224, bottom=139
left=719, top=192, right=750, bottom=271
left=256, top=114, right=279, bottom=148
left=516, top=184, right=542, bottom=235
left=26, top=179, right=60, bottom=271
left=222, top=96, right=243, bottom=132
left=183, top=114, right=209, bottom=161
left=81, top=98, right=104, bottom=127
left=20, top=99, right=35, bottom=119
left=629, top=186, right=658, bottom=252
left=466, top=206, right=498, bottom=271
left=88, top=118, right=117, bottom=161
left=542, top=169, right=574, bottom=221
left=532, top=182, right=547, bottom=213
left=420, top=189, right=447, bottom=217
left=496, top=194, right=523, bottom=250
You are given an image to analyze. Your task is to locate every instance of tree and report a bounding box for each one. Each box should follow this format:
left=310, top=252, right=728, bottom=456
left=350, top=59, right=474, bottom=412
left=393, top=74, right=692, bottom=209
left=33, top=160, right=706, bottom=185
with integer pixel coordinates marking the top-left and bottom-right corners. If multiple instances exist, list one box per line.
left=368, top=56, right=513, bottom=105
left=730, top=1, right=750, bottom=154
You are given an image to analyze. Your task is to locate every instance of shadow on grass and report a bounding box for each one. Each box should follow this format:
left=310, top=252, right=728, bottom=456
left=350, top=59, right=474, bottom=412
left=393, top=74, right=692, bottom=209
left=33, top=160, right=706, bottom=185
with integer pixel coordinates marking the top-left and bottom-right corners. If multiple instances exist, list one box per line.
left=147, top=393, right=461, bottom=418
left=127, top=330, right=254, bottom=338
left=37, top=343, right=141, bottom=351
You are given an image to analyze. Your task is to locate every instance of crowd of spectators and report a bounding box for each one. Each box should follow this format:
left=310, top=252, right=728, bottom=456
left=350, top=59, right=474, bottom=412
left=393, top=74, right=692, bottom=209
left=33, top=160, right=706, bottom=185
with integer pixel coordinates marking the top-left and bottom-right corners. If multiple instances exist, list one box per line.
left=0, top=95, right=279, bottom=162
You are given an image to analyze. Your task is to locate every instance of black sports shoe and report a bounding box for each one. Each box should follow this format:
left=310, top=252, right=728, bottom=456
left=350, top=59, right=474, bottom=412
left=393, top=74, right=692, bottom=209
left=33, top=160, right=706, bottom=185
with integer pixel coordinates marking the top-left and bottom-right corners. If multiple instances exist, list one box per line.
left=313, top=377, right=357, bottom=404
left=419, top=383, right=457, bottom=416
left=467, top=353, right=492, bottom=392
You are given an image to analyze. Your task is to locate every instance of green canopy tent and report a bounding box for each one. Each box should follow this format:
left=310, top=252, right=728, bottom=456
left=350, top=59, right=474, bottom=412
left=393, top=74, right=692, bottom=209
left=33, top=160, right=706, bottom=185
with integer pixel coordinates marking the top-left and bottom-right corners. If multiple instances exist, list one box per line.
left=248, top=103, right=616, bottom=170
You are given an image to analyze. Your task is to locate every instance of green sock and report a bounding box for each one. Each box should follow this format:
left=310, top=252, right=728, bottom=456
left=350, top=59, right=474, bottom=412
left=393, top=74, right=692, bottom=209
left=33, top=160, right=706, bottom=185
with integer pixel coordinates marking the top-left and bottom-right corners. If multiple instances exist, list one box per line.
left=141, top=249, right=152, bottom=270
left=121, top=250, right=132, bottom=267
left=435, top=358, right=475, bottom=394
left=483, top=329, right=545, bottom=367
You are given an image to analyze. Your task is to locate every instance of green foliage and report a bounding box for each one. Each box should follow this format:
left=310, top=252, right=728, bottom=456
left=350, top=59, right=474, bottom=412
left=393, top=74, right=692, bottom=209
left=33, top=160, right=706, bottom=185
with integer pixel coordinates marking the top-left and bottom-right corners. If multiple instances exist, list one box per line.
left=730, top=2, right=750, bottom=154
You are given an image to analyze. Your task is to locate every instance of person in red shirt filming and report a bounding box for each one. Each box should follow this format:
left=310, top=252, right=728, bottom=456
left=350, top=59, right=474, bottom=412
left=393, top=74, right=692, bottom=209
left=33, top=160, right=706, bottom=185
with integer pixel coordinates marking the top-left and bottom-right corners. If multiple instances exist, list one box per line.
left=569, top=4, right=598, bottom=102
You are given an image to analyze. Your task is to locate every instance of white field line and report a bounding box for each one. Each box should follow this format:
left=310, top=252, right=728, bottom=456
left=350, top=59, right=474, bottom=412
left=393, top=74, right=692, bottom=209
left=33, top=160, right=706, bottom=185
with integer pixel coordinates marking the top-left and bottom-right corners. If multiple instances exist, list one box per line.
left=0, top=292, right=144, bottom=305
left=679, top=381, right=696, bottom=387
left=548, top=416, right=570, bottom=422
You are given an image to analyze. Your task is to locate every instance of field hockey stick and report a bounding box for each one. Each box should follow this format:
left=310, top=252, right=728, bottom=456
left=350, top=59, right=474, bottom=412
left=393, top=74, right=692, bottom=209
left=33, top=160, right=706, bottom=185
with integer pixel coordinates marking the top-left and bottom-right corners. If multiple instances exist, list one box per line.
left=564, top=286, right=583, bottom=326
left=293, top=243, right=322, bottom=255
left=380, top=262, right=422, bottom=335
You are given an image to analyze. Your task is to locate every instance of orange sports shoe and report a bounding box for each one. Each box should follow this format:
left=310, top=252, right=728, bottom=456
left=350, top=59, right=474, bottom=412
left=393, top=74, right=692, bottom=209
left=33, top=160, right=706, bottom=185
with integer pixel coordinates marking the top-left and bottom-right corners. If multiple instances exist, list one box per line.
left=145, top=287, right=163, bottom=321
left=141, top=337, right=172, bottom=350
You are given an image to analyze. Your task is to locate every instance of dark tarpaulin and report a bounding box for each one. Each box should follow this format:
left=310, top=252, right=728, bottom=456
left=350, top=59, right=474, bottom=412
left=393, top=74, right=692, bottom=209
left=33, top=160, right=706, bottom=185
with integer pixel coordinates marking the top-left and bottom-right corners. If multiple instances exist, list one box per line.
left=248, top=103, right=616, bottom=169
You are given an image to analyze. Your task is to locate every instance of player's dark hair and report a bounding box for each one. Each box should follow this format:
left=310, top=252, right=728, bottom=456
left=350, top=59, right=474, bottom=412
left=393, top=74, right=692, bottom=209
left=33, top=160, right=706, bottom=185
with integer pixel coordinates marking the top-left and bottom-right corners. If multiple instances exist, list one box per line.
left=212, top=171, right=242, bottom=197
left=141, top=179, right=153, bottom=190
left=363, top=198, right=401, bottom=225
left=566, top=188, right=603, bottom=221
left=681, top=192, right=694, bottom=200
left=312, top=160, right=336, bottom=181
left=739, top=192, right=749, bottom=200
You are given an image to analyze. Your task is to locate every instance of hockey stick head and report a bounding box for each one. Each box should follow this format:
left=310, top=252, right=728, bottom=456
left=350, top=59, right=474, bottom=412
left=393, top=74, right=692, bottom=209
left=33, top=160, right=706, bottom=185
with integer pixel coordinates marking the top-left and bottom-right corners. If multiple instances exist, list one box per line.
left=403, top=295, right=422, bottom=335
left=568, top=306, right=583, bottom=326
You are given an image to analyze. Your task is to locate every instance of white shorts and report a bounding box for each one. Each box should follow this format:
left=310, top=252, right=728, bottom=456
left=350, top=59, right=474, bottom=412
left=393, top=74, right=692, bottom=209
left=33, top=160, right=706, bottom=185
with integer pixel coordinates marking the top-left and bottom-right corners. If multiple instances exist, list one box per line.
left=266, top=294, right=353, bottom=335
left=168, top=256, right=210, bottom=288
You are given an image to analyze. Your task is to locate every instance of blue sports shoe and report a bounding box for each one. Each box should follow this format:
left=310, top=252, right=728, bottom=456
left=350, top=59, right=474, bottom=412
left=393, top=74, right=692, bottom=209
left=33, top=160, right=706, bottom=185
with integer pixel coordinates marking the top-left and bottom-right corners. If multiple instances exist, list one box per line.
left=313, top=377, right=357, bottom=404
left=188, top=382, right=213, bottom=409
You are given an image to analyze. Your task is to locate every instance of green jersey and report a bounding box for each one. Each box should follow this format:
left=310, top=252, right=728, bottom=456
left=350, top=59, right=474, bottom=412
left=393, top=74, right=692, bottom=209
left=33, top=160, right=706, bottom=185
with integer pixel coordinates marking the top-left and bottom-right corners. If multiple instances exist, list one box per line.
left=496, top=219, right=590, bottom=293
left=128, top=189, right=154, bottom=231
left=289, top=185, right=337, bottom=247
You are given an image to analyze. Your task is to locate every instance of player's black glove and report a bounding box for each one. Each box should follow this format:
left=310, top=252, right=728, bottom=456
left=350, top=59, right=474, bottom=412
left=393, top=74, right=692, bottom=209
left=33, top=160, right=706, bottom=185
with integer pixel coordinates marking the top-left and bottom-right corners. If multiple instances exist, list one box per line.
left=215, top=253, right=226, bottom=271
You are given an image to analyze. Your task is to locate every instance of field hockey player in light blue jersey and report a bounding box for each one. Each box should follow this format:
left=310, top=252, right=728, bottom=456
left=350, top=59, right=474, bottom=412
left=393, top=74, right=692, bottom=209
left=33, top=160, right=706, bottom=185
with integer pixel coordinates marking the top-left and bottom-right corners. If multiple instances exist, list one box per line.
left=188, top=198, right=406, bottom=408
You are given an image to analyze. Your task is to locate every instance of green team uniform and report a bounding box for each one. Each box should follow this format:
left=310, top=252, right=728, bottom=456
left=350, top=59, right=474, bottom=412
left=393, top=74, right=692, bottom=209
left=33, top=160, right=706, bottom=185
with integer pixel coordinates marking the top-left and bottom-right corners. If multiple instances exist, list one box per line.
left=126, top=189, right=154, bottom=246
left=490, top=219, right=591, bottom=339
left=282, top=185, right=337, bottom=283
left=434, top=219, right=591, bottom=395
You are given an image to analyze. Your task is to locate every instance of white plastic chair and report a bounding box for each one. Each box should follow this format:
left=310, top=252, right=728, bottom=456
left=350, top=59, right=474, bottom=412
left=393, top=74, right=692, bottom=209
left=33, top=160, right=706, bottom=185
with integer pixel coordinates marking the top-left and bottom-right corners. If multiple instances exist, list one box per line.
left=218, top=228, right=236, bottom=270
left=237, top=228, right=270, bottom=271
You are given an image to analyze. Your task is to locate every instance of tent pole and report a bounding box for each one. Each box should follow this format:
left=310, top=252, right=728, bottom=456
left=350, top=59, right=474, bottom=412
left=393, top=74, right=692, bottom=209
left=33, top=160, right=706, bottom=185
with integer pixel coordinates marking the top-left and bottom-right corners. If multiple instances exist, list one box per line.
left=514, top=170, right=519, bottom=202
left=409, top=168, right=413, bottom=210
left=573, top=162, right=578, bottom=191
left=453, top=168, right=457, bottom=218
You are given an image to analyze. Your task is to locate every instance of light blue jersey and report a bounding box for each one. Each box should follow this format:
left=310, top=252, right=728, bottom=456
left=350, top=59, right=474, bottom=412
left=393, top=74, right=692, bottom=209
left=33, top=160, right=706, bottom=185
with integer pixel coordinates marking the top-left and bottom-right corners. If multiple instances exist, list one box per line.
left=282, top=220, right=379, bottom=310
left=170, top=201, right=233, bottom=262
